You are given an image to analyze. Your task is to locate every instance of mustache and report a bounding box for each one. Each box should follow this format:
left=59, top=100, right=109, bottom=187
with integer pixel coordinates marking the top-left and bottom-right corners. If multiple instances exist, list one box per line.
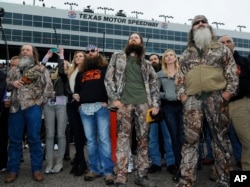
left=125, top=43, right=144, bottom=55
left=193, top=27, right=212, bottom=49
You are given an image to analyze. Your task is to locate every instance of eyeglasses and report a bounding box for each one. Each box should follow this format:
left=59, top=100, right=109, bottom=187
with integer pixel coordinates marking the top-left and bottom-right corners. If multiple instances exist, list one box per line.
left=193, top=20, right=207, bottom=26
left=86, top=49, right=96, bottom=54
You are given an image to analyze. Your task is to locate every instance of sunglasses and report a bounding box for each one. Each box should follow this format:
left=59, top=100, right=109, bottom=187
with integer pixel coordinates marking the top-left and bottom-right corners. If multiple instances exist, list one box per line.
left=86, top=49, right=96, bottom=54
left=193, top=20, right=207, bottom=26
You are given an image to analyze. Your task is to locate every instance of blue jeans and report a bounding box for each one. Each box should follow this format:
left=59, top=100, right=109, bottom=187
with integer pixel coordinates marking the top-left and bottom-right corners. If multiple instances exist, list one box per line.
left=7, top=105, right=43, bottom=173
left=162, top=104, right=183, bottom=167
left=79, top=106, right=114, bottom=175
left=228, top=123, right=242, bottom=162
left=149, top=119, right=175, bottom=166
left=199, top=122, right=241, bottom=162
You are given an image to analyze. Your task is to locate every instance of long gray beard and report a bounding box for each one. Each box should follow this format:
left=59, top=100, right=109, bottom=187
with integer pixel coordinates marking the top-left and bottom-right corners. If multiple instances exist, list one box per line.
left=19, top=56, right=35, bottom=68
left=193, top=27, right=212, bottom=50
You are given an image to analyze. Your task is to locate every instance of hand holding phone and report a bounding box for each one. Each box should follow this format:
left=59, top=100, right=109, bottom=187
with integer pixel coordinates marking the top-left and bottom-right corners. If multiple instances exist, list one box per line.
left=50, top=48, right=58, bottom=53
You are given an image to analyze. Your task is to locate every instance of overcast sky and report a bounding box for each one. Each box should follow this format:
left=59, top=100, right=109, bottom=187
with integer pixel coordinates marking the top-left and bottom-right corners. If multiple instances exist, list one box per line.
left=1, top=0, right=250, bottom=32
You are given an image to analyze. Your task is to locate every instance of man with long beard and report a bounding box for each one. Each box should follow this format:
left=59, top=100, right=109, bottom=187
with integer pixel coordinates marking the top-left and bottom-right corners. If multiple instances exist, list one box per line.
left=4, top=44, right=54, bottom=183
left=105, top=32, right=160, bottom=187
left=74, top=45, right=115, bottom=185
left=175, top=16, right=239, bottom=187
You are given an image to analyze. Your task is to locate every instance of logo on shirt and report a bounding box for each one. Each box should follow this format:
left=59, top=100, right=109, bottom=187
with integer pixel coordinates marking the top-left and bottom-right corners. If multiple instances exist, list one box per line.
left=82, top=70, right=101, bottom=82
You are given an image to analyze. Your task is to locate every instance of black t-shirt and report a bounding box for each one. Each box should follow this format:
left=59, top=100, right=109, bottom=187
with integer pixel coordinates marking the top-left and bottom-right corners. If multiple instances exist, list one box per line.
left=75, top=67, right=108, bottom=104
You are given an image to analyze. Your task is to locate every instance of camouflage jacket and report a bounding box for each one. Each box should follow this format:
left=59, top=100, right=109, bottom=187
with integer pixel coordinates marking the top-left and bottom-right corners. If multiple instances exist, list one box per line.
left=104, top=52, right=160, bottom=108
left=6, top=64, right=54, bottom=113
left=175, top=41, right=239, bottom=100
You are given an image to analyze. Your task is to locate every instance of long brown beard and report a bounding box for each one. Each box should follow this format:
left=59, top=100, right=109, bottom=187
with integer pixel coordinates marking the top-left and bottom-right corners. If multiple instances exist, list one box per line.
left=124, top=44, right=145, bottom=60
left=84, top=55, right=102, bottom=71
left=193, top=27, right=212, bottom=49
left=152, top=63, right=161, bottom=72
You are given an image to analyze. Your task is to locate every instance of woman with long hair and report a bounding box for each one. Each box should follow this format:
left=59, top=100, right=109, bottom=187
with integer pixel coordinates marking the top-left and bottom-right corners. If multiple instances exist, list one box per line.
left=64, top=50, right=88, bottom=176
left=157, top=49, right=183, bottom=181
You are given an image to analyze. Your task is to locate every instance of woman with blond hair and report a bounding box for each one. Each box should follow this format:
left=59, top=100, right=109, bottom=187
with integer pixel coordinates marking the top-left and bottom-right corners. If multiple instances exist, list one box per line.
left=157, top=49, right=183, bottom=181
left=63, top=51, right=88, bottom=176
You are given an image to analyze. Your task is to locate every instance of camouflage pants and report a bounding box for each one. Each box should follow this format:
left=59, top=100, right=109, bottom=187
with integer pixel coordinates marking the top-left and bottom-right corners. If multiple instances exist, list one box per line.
left=114, top=103, right=149, bottom=184
left=179, top=92, right=231, bottom=184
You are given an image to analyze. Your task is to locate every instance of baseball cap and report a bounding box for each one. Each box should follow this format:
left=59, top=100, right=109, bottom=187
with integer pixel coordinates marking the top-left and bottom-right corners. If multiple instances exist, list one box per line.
left=86, top=44, right=98, bottom=52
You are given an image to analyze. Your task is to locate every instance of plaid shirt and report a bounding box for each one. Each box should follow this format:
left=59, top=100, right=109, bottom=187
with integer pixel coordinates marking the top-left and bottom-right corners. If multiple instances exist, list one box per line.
left=79, top=102, right=102, bottom=115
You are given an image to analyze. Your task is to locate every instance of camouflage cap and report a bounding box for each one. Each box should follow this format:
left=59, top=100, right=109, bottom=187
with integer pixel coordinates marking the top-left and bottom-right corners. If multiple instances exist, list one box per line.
left=192, top=15, right=208, bottom=27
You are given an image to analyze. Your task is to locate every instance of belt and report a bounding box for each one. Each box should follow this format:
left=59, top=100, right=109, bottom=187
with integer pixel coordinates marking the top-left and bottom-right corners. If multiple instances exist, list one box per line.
left=194, top=92, right=212, bottom=100
left=161, top=100, right=181, bottom=106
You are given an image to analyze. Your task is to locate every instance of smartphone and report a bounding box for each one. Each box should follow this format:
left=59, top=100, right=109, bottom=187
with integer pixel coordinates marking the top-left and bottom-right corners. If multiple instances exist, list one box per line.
left=50, top=48, right=58, bottom=53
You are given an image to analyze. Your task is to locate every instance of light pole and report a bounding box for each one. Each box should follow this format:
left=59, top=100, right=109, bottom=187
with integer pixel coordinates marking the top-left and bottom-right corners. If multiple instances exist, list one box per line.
left=97, top=7, right=114, bottom=15
left=131, top=11, right=143, bottom=18
left=64, top=2, right=78, bottom=10
left=159, top=15, right=174, bottom=22
left=237, top=25, right=246, bottom=32
left=188, top=18, right=193, bottom=24
left=212, top=22, right=225, bottom=29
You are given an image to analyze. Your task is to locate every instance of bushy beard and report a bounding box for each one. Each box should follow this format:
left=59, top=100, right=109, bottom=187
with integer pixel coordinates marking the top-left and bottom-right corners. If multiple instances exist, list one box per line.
left=124, top=43, right=144, bottom=58
left=151, top=62, right=161, bottom=72
left=84, top=55, right=102, bottom=71
left=193, top=27, right=212, bottom=49
left=19, top=56, right=35, bottom=68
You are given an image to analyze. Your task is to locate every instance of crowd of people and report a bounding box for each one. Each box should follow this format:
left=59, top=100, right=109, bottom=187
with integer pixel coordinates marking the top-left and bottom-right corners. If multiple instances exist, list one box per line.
left=0, top=14, right=250, bottom=187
